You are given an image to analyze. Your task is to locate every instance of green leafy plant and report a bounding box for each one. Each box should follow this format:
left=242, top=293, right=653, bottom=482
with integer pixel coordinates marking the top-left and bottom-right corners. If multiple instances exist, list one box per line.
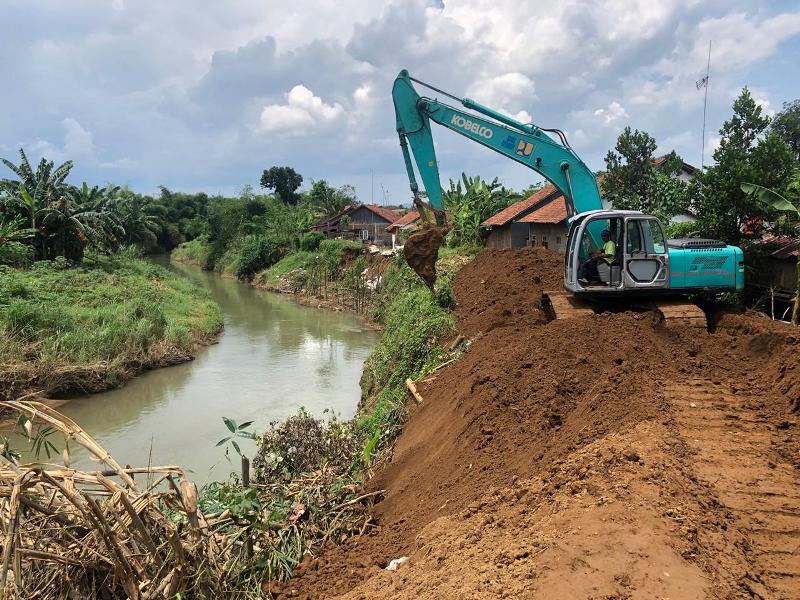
left=217, top=417, right=257, bottom=458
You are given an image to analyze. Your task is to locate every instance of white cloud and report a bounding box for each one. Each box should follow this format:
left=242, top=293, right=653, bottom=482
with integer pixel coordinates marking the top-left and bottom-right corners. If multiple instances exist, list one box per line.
left=24, top=118, right=135, bottom=170
left=594, top=101, right=629, bottom=125
left=258, top=85, right=344, bottom=135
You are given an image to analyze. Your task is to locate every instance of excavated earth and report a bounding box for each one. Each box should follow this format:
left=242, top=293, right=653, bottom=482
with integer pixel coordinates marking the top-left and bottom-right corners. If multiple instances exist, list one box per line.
left=271, top=247, right=800, bottom=600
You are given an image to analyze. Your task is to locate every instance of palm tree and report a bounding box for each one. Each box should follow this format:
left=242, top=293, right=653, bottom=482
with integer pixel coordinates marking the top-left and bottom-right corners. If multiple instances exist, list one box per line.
left=743, top=173, right=800, bottom=324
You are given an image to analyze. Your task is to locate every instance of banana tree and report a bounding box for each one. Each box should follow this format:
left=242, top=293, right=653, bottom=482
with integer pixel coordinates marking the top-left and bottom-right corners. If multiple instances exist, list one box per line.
left=742, top=175, right=800, bottom=324
left=1, top=148, right=74, bottom=259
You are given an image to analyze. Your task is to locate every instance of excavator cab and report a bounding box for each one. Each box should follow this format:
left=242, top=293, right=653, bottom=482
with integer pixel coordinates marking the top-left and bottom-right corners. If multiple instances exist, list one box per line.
left=565, top=210, right=670, bottom=295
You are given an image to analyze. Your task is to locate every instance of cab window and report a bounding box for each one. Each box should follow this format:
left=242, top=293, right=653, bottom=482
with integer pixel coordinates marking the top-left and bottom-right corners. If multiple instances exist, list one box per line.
left=644, top=219, right=666, bottom=254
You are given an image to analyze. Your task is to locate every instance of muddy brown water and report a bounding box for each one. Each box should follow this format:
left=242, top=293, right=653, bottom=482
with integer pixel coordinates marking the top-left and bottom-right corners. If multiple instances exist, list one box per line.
left=14, top=257, right=376, bottom=485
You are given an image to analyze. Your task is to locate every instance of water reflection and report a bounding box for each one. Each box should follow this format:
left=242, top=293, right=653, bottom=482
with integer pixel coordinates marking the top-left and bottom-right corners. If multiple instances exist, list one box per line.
left=17, top=258, right=376, bottom=484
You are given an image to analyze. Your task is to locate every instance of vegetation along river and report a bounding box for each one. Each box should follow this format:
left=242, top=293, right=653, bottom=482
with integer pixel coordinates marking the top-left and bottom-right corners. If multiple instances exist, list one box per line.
left=42, top=257, right=377, bottom=484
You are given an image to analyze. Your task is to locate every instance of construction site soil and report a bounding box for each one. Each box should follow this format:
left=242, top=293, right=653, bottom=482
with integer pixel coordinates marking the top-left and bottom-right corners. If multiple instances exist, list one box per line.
left=273, top=247, right=800, bottom=600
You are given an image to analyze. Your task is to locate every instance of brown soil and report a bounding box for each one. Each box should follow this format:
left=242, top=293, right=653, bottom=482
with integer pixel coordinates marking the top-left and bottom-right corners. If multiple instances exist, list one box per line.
left=272, top=247, right=800, bottom=600
left=403, top=226, right=444, bottom=289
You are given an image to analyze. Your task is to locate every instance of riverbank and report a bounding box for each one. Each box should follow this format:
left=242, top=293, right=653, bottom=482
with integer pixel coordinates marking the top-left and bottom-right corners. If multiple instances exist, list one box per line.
left=0, top=253, right=222, bottom=400
left=174, top=235, right=387, bottom=318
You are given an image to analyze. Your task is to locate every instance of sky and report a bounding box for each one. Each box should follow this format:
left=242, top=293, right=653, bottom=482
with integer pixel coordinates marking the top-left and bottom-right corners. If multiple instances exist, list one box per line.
left=1, top=0, right=799, bottom=204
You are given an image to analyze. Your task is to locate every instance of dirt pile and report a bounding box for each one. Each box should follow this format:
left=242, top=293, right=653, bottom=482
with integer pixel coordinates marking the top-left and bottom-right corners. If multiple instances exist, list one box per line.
left=274, top=248, right=800, bottom=600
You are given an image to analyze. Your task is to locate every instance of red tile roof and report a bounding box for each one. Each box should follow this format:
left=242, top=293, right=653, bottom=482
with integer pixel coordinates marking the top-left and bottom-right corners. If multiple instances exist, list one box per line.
left=481, top=185, right=557, bottom=227
left=517, top=196, right=567, bottom=224
left=386, top=210, right=420, bottom=232
left=653, top=154, right=697, bottom=174
left=363, top=204, right=401, bottom=223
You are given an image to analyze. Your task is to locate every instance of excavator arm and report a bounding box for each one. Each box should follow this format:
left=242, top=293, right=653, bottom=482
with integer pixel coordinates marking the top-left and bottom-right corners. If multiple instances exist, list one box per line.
left=392, top=70, right=603, bottom=221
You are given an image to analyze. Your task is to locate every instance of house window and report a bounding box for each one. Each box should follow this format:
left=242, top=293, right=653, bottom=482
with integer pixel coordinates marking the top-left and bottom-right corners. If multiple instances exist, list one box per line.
left=529, top=235, right=537, bottom=247
left=556, top=236, right=562, bottom=246
left=360, top=229, right=370, bottom=241
left=542, top=235, right=548, bottom=249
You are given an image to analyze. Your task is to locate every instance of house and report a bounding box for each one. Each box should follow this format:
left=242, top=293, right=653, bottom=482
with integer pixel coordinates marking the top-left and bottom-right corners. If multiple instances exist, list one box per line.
left=517, top=195, right=568, bottom=251
left=483, top=155, right=700, bottom=250
left=482, top=185, right=557, bottom=249
left=745, top=235, right=800, bottom=305
left=386, top=210, right=421, bottom=249
left=312, top=204, right=400, bottom=245
left=482, top=182, right=587, bottom=250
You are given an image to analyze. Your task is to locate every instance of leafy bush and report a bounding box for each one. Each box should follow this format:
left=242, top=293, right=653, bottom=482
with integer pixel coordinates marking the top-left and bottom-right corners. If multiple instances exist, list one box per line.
left=252, top=408, right=362, bottom=483
left=665, top=221, right=700, bottom=239
left=299, top=231, right=324, bottom=251
left=234, top=235, right=281, bottom=281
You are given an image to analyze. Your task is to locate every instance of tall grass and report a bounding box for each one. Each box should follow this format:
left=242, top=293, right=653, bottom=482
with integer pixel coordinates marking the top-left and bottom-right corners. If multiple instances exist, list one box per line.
left=0, top=254, right=222, bottom=397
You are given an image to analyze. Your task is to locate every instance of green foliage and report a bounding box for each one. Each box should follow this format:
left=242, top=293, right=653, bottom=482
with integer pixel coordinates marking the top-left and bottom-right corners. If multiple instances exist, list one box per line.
left=360, top=258, right=455, bottom=446
left=0, top=256, right=222, bottom=397
left=216, top=417, right=257, bottom=459
left=307, top=180, right=357, bottom=219
left=602, top=127, right=689, bottom=218
left=770, top=99, right=800, bottom=161
left=664, top=220, right=700, bottom=240
left=260, top=166, right=303, bottom=205
left=234, top=235, right=282, bottom=281
left=443, top=173, right=515, bottom=247
left=252, top=408, right=361, bottom=482
left=741, top=173, right=800, bottom=324
left=695, top=87, right=798, bottom=244
left=299, top=230, right=324, bottom=251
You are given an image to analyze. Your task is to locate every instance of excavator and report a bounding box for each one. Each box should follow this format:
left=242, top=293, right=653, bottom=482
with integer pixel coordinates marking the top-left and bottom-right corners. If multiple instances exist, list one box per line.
left=392, top=70, right=745, bottom=326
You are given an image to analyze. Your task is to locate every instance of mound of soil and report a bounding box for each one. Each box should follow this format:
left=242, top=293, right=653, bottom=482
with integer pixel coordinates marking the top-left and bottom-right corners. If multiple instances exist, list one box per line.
left=272, top=248, right=800, bottom=600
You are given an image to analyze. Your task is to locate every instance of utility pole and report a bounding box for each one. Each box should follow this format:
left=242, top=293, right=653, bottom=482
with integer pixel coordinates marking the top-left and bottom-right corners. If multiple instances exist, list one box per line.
left=697, top=40, right=711, bottom=170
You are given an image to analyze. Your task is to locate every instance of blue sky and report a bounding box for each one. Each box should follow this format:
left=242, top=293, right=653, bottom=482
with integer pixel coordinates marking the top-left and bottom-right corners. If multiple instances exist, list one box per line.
left=1, top=0, right=799, bottom=203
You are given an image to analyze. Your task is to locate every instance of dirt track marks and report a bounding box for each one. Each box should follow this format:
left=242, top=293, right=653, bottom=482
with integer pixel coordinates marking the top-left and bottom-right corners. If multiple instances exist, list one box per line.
left=667, top=378, right=800, bottom=599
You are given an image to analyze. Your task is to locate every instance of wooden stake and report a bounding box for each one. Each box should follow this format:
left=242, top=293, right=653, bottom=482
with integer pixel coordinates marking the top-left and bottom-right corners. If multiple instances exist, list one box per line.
left=405, top=379, right=424, bottom=404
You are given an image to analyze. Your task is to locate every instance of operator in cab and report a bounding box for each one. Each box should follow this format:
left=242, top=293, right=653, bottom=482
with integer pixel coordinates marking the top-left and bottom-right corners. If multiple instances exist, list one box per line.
left=579, top=229, right=615, bottom=284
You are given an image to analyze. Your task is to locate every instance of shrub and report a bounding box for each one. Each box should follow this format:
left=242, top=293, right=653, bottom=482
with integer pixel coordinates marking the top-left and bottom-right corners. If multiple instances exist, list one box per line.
left=234, top=235, right=281, bottom=281
left=252, top=409, right=362, bottom=483
left=299, top=231, right=324, bottom=251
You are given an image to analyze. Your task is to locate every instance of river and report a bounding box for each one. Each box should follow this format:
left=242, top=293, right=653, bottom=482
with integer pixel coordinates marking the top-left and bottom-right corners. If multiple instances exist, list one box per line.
left=34, top=258, right=377, bottom=485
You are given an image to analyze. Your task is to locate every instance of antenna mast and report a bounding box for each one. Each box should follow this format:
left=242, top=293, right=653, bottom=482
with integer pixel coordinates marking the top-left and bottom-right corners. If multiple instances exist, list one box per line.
left=699, top=40, right=711, bottom=169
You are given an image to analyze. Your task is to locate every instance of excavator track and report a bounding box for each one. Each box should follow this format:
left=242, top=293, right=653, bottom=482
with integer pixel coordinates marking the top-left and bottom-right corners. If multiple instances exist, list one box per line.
left=542, top=290, right=595, bottom=320
left=648, top=299, right=708, bottom=328
left=542, top=292, right=708, bottom=328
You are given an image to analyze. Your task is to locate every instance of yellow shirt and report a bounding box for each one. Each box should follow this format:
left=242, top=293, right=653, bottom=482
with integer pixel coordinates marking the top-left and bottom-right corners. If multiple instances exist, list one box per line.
left=602, top=240, right=616, bottom=264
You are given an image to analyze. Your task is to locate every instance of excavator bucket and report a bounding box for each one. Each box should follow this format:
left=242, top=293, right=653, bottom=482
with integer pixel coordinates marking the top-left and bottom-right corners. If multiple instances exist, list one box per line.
left=403, top=224, right=444, bottom=289
left=403, top=223, right=444, bottom=289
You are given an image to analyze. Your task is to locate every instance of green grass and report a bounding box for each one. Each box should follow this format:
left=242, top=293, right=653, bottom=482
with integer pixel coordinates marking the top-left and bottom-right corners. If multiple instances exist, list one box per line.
left=357, top=258, right=456, bottom=451
left=171, top=236, right=212, bottom=268
left=255, top=239, right=363, bottom=288
left=257, top=251, right=315, bottom=287
left=0, top=253, right=222, bottom=398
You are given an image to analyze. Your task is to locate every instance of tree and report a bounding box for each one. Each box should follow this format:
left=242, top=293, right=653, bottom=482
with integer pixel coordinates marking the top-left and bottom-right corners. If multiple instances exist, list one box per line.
left=602, top=127, right=688, bottom=218
left=307, top=179, right=357, bottom=219
left=771, top=99, right=800, bottom=161
left=260, top=166, right=303, bottom=205
left=443, top=174, right=515, bottom=247
left=695, top=87, right=796, bottom=244
left=742, top=173, right=800, bottom=324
